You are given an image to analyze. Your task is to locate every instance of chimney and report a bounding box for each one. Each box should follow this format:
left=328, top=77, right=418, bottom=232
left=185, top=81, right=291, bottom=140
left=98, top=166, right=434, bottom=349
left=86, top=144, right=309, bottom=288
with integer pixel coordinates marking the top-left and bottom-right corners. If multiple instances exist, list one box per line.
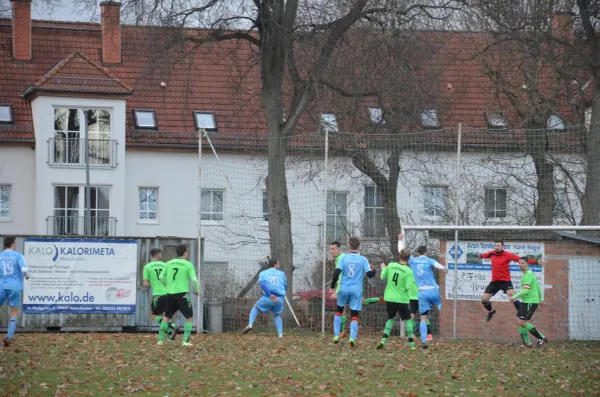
left=101, top=1, right=122, bottom=65
left=11, top=0, right=32, bottom=61
left=551, top=12, right=573, bottom=43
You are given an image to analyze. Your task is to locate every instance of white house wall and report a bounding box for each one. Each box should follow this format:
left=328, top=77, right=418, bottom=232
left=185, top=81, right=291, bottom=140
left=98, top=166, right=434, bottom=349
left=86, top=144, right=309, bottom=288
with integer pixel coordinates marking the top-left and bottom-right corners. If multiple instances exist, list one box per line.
left=0, top=146, right=35, bottom=235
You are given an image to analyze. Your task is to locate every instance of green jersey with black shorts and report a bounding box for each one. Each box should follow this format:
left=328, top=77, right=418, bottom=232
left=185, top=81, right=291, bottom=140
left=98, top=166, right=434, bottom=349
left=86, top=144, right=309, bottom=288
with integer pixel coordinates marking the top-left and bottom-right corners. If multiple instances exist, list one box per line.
left=381, top=262, right=417, bottom=321
left=143, top=261, right=167, bottom=315
left=160, top=258, right=200, bottom=319
left=334, top=253, right=345, bottom=293
left=513, top=269, right=541, bottom=320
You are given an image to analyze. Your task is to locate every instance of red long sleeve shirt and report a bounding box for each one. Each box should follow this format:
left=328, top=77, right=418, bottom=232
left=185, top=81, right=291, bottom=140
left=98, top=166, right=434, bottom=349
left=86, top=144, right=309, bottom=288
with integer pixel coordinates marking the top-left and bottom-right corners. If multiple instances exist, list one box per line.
left=480, top=250, right=535, bottom=282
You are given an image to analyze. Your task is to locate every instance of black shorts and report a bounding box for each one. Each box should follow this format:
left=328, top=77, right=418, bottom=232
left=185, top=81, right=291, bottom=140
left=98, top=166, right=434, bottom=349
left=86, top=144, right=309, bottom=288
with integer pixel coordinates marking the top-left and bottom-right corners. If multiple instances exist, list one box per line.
left=409, top=299, right=419, bottom=315
left=165, top=292, right=194, bottom=319
left=484, top=281, right=514, bottom=295
left=151, top=295, right=168, bottom=315
left=386, top=301, right=411, bottom=321
left=516, top=301, right=538, bottom=321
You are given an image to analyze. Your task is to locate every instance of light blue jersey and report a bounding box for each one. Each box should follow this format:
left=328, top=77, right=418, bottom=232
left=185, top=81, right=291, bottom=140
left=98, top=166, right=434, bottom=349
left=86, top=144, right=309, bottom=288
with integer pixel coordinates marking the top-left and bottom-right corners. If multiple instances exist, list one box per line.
left=0, top=249, right=28, bottom=291
left=258, top=267, right=287, bottom=298
left=337, top=253, right=371, bottom=294
left=409, top=256, right=440, bottom=289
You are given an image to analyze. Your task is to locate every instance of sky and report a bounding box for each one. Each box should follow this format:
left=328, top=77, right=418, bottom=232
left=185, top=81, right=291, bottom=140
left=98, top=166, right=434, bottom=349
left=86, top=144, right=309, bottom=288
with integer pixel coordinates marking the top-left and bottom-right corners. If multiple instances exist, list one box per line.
left=1, top=0, right=96, bottom=21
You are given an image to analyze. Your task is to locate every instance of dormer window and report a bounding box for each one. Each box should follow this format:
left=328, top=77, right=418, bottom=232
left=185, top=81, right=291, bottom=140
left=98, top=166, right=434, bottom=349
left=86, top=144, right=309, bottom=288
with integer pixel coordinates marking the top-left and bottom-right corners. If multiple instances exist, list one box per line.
left=194, top=111, right=217, bottom=131
left=486, top=112, right=508, bottom=131
left=421, top=108, right=440, bottom=129
left=547, top=115, right=565, bottom=131
left=368, top=107, right=384, bottom=123
left=134, top=110, right=157, bottom=129
left=0, top=105, right=13, bottom=124
left=321, top=113, right=338, bottom=133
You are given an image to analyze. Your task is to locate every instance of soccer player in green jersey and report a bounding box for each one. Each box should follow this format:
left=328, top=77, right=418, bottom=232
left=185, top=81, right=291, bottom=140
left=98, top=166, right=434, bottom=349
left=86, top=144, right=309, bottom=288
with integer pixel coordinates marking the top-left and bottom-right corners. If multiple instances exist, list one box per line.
left=143, top=248, right=177, bottom=340
left=377, top=248, right=418, bottom=350
left=330, top=241, right=382, bottom=339
left=158, top=244, right=200, bottom=346
left=509, top=257, right=548, bottom=348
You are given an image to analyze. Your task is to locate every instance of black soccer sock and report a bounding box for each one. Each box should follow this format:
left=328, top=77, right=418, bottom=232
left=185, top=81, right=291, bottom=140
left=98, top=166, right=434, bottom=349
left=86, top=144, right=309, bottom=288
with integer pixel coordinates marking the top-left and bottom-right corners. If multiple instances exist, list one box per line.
left=482, top=301, right=493, bottom=312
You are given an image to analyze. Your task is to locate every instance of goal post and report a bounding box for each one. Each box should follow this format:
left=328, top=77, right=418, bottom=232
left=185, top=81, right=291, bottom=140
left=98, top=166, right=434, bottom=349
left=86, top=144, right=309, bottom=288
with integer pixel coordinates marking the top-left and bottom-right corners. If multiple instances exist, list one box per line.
left=401, top=225, right=600, bottom=341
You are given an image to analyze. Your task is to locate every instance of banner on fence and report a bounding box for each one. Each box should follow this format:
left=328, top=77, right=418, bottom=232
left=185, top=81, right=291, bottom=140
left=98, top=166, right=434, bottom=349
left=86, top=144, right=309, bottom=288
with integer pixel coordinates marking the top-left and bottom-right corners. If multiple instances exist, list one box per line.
left=445, top=241, right=544, bottom=302
left=23, top=238, right=138, bottom=314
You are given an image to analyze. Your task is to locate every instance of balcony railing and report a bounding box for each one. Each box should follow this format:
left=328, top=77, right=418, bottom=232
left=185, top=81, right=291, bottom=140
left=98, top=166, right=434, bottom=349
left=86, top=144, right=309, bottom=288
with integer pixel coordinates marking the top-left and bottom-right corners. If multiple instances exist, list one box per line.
left=46, top=216, right=117, bottom=237
left=48, top=138, right=118, bottom=168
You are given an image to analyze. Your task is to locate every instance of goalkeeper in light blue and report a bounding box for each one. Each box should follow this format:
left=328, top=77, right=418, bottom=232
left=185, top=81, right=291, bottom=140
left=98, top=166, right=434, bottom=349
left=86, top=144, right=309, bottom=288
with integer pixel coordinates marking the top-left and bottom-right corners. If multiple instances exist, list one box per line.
left=399, top=234, right=446, bottom=349
left=242, top=258, right=287, bottom=338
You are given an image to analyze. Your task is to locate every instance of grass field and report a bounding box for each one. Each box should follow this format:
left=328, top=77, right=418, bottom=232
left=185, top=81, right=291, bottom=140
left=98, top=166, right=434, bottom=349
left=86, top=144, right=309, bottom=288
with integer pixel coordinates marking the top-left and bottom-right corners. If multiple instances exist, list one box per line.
left=1, top=333, right=599, bottom=397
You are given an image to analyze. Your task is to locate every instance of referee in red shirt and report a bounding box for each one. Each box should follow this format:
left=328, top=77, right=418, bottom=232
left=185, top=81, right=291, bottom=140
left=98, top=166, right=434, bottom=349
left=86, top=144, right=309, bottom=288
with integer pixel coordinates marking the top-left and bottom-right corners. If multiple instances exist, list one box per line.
left=480, top=240, right=541, bottom=322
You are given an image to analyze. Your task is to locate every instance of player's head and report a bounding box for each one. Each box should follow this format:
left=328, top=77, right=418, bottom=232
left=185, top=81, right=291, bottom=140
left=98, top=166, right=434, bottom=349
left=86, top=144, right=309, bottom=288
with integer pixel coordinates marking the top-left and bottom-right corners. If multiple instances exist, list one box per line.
left=399, top=248, right=411, bottom=263
left=176, top=244, right=188, bottom=259
left=348, top=237, right=360, bottom=251
left=329, top=241, right=341, bottom=258
left=417, top=245, right=427, bottom=256
left=150, top=248, right=162, bottom=260
left=494, top=240, right=504, bottom=253
left=3, top=236, right=16, bottom=250
left=268, top=258, right=280, bottom=269
left=518, top=256, right=529, bottom=271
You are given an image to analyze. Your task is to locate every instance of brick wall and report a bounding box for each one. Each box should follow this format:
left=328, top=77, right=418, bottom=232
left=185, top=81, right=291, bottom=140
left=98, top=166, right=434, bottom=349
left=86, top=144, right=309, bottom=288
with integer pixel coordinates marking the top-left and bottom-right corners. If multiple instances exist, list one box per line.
left=438, top=239, right=600, bottom=341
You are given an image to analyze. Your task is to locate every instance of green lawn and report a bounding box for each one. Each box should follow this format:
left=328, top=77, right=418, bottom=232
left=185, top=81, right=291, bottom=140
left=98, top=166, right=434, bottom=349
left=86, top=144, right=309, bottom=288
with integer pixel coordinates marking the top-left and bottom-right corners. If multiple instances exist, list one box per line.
left=1, top=333, right=599, bottom=396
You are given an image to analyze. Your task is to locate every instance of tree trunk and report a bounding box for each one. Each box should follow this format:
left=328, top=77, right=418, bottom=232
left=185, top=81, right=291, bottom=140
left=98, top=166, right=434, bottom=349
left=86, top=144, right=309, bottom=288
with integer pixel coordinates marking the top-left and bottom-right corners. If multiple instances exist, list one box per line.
left=580, top=89, right=600, bottom=227
left=525, top=127, right=556, bottom=225
left=382, top=153, right=401, bottom=258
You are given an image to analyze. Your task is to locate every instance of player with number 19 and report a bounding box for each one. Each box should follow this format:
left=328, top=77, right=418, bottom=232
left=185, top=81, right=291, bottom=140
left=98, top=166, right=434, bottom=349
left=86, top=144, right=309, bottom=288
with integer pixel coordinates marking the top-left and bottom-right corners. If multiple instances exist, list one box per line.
left=142, top=248, right=177, bottom=341
left=242, top=259, right=287, bottom=337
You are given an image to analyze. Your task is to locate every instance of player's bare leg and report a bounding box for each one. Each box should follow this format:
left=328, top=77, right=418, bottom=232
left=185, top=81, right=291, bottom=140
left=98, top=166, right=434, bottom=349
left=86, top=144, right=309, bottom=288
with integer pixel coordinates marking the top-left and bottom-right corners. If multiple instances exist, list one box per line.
left=481, top=292, right=495, bottom=321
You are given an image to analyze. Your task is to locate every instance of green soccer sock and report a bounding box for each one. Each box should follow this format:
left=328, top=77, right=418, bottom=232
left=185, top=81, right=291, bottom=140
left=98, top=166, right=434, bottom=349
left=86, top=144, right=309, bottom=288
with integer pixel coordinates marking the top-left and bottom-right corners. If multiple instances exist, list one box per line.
left=525, top=322, right=545, bottom=340
left=519, top=326, right=531, bottom=345
left=382, top=319, right=394, bottom=341
left=158, top=320, right=169, bottom=342
left=364, top=297, right=380, bottom=306
left=341, top=315, right=347, bottom=331
left=405, top=319, right=415, bottom=348
left=183, top=322, right=193, bottom=343
left=155, top=315, right=163, bottom=324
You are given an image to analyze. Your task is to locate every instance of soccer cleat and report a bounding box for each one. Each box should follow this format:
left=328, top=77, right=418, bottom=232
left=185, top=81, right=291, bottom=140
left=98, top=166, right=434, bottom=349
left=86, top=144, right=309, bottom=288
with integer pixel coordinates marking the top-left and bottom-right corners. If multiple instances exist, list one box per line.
left=3, top=338, right=11, bottom=347
left=376, top=342, right=385, bottom=350
left=410, top=346, right=416, bottom=351
left=157, top=341, right=164, bottom=346
left=427, top=334, right=433, bottom=341
left=339, top=331, right=346, bottom=339
left=349, top=338, right=357, bottom=348
left=168, top=326, right=179, bottom=341
left=520, top=343, right=533, bottom=348
left=182, top=341, right=193, bottom=347
left=422, top=342, right=428, bottom=350
left=536, top=337, right=548, bottom=348
left=486, top=309, right=496, bottom=322
left=242, top=326, right=252, bottom=334
left=333, top=336, right=340, bottom=344
left=278, top=334, right=283, bottom=338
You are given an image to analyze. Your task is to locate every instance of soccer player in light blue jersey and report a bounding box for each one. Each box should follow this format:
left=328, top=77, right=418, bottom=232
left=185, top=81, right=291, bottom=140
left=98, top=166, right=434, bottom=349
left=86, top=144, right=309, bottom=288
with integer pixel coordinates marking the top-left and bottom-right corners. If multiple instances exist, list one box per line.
left=329, top=236, right=376, bottom=347
left=0, top=236, right=30, bottom=347
left=399, top=234, right=446, bottom=349
left=242, top=258, right=287, bottom=338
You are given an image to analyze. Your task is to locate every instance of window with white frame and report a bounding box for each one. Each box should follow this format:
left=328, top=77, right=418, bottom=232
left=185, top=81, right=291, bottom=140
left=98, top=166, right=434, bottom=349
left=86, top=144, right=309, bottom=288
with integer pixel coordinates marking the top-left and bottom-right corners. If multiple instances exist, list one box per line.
left=194, top=112, right=217, bottom=131
left=421, top=108, right=440, bottom=129
left=321, top=113, right=338, bottom=133
left=486, top=112, right=508, bottom=131
left=262, top=191, right=268, bottom=221
left=0, top=105, right=13, bottom=124
left=52, top=186, right=110, bottom=235
left=201, top=190, right=224, bottom=220
left=484, top=188, right=507, bottom=218
left=364, top=186, right=385, bottom=237
left=554, top=187, right=567, bottom=219
left=327, top=192, right=348, bottom=243
left=423, top=186, right=447, bottom=217
left=139, top=188, right=158, bottom=221
left=0, top=185, right=10, bottom=220
left=368, top=107, right=384, bottom=124
left=547, top=115, right=565, bottom=131
left=133, top=110, right=157, bottom=129
left=53, top=108, right=111, bottom=165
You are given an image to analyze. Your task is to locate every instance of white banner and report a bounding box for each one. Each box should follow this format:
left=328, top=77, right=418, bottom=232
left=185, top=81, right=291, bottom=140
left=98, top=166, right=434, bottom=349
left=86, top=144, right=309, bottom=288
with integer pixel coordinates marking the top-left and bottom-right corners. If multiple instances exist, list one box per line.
left=23, top=238, right=138, bottom=314
left=445, top=241, right=544, bottom=301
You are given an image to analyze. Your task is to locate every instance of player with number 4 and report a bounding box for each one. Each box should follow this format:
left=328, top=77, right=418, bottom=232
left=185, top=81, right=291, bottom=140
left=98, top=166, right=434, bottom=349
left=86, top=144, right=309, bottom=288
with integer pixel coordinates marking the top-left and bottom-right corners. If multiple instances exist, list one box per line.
left=0, top=236, right=30, bottom=347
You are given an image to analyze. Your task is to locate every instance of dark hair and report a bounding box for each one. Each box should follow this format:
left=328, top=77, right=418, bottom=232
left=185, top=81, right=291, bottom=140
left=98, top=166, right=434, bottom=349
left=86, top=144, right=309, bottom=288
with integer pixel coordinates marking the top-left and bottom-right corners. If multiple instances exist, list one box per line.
left=3, top=236, right=16, bottom=249
left=494, top=240, right=504, bottom=246
left=399, top=248, right=412, bottom=262
left=330, top=241, right=341, bottom=249
left=519, top=256, right=529, bottom=263
left=268, top=258, right=278, bottom=268
left=176, top=244, right=188, bottom=257
left=150, top=248, right=162, bottom=257
left=348, top=236, right=360, bottom=250
left=417, top=245, right=427, bottom=255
